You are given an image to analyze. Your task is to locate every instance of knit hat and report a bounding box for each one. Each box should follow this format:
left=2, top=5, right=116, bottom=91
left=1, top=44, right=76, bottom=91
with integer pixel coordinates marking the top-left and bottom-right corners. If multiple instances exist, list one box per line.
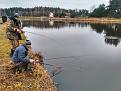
left=14, top=13, right=20, bottom=18
left=24, top=40, right=31, bottom=45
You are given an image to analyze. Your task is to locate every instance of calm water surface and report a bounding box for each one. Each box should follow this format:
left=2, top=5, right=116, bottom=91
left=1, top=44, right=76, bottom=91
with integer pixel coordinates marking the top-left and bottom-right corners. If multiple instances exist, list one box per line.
left=23, top=21, right=121, bottom=91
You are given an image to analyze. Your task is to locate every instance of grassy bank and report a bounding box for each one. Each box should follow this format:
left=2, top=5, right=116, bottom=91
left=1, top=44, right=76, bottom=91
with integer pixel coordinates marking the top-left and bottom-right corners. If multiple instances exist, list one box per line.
left=79, top=18, right=121, bottom=24
left=21, top=17, right=121, bottom=24
left=0, top=23, right=57, bottom=91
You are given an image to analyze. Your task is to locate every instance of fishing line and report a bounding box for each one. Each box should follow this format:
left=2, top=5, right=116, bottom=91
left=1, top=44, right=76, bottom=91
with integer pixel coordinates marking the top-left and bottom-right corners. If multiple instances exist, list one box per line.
left=43, top=52, right=103, bottom=76
left=44, top=55, right=84, bottom=61
left=42, top=55, right=92, bottom=77
left=24, top=30, right=66, bottom=76
left=24, top=30, right=64, bottom=47
left=23, top=29, right=99, bottom=76
left=43, top=62, right=64, bottom=77
left=43, top=52, right=101, bottom=61
left=24, top=29, right=76, bottom=59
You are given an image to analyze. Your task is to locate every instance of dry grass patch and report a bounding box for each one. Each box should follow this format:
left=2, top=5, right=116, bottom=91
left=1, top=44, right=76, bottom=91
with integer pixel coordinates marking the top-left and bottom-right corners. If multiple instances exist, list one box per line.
left=0, top=23, right=57, bottom=91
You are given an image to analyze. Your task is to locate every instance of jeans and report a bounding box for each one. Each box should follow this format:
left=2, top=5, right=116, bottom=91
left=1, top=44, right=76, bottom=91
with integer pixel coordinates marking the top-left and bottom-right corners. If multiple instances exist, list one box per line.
left=13, top=61, right=30, bottom=74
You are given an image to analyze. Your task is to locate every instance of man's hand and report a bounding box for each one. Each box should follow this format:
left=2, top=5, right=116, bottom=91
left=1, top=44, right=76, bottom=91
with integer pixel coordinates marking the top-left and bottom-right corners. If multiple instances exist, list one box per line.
left=20, top=29, right=25, bottom=33
left=30, top=59, right=35, bottom=63
left=17, top=29, right=20, bottom=32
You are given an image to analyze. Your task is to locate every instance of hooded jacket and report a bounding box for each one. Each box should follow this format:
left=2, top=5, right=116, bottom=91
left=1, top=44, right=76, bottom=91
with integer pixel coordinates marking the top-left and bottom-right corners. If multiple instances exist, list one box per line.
left=12, top=43, right=29, bottom=64
left=6, top=16, right=22, bottom=40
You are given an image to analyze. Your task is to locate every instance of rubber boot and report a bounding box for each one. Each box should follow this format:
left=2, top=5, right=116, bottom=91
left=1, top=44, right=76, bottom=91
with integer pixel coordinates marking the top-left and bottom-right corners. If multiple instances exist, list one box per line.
left=10, top=49, right=15, bottom=57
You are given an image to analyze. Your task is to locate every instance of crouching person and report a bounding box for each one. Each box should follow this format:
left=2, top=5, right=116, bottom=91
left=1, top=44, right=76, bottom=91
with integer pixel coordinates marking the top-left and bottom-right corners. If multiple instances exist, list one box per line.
left=12, top=40, right=35, bottom=74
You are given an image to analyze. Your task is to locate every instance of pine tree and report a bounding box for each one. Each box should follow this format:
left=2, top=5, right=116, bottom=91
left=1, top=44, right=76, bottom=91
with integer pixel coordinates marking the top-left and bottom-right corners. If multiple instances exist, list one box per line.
left=108, top=0, right=121, bottom=17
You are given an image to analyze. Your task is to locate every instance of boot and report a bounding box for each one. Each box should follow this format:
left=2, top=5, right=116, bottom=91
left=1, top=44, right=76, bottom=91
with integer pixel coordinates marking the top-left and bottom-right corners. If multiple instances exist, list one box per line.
left=10, top=49, right=15, bottom=57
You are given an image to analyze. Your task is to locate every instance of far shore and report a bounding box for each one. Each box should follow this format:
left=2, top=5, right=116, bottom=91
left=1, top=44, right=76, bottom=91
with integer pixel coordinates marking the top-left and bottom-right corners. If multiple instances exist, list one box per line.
left=20, top=16, right=121, bottom=24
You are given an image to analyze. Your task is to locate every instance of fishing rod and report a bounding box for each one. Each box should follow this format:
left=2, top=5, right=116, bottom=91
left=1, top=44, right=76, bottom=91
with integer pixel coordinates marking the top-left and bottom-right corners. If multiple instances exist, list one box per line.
left=23, top=30, right=84, bottom=61
left=23, top=30, right=63, bottom=46
left=24, top=30, right=88, bottom=61
left=23, top=29, right=77, bottom=57
left=24, top=30, right=52, bottom=39
left=23, top=30, right=66, bottom=76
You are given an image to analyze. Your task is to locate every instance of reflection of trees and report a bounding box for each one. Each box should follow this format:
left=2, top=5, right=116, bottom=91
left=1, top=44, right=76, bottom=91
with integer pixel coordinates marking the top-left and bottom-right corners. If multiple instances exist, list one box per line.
left=90, top=24, right=106, bottom=34
left=22, top=20, right=89, bottom=29
left=23, top=20, right=121, bottom=46
left=105, top=38, right=120, bottom=47
left=90, top=23, right=121, bottom=46
left=78, top=23, right=89, bottom=28
left=22, top=21, right=66, bottom=29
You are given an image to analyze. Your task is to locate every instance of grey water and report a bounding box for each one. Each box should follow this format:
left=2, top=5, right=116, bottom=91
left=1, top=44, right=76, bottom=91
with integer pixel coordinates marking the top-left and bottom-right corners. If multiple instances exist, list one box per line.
left=23, top=21, right=121, bottom=91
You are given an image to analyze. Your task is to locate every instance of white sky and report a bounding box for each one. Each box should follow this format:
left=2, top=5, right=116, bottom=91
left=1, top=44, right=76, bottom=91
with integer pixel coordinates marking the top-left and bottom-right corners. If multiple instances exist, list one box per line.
left=0, top=0, right=109, bottom=10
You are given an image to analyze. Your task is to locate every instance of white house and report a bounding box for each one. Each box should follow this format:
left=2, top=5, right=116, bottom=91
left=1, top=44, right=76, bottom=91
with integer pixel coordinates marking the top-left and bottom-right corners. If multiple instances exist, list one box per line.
left=49, top=12, right=54, bottom=18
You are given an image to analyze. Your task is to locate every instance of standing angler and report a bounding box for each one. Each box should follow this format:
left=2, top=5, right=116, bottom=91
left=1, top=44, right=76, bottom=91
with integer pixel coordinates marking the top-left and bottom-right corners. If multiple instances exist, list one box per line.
left=6, top=13, right=24, bottom=57
left=2, top=15, right=7, bottom=23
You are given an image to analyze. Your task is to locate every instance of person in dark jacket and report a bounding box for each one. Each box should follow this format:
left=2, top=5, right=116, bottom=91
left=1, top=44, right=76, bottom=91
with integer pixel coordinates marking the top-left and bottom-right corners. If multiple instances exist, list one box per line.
left=12, top=40, right=34, bottom=73
left=2, top=16, right=7, bottom=23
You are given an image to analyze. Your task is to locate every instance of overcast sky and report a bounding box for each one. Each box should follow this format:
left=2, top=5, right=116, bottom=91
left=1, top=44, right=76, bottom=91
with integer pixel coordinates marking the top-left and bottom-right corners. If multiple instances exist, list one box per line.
left=0, top=0, right=109, bottom=10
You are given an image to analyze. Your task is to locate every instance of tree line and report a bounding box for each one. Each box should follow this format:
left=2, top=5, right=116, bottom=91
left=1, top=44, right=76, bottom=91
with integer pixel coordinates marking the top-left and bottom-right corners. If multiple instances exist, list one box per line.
left=0, top=0, right=121, bottom=18
left=90, top=0, right=121, bottom=18
left=0, top=7, right=89, bottom=18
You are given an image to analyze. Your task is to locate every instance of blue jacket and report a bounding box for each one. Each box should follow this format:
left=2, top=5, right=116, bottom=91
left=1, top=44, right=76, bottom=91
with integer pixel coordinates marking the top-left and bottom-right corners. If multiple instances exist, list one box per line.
left=12, top=43, right=30, bottom=64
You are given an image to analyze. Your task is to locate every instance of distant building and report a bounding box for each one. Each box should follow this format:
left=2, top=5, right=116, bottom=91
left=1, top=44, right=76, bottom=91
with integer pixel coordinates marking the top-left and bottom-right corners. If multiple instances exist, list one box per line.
left=49, top=12, right=54, bottom=20
left=49, top=12, right=54, bottom=18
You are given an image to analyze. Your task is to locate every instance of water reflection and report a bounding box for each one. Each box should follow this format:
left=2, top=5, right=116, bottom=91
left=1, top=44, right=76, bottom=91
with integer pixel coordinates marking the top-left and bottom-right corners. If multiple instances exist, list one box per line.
left=23, top=20, right=121, bottom=46
left=23, top=20, right=121, bottom=91
left=22, top=20, right=66, bottom=29
left=49, top=20, right=54, bottom=26
left=90, top=23, right=121, bottom=46
left=22, top=20, right=89, bottom=29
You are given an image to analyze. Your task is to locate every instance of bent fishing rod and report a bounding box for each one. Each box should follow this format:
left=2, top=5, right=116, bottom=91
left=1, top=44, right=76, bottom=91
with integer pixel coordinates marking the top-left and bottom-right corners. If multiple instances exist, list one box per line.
left=23, top=29, right=78, bottom=56
left=23, top=31, right=87, bottom=61
left=23, top=30, right=63, bottom=46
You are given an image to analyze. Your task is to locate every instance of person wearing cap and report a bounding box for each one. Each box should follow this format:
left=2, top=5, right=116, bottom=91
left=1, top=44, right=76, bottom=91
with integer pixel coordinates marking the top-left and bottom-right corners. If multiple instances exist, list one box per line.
left=6, top=13, right=23, bottom=57
left=2, top=15, right=7, bottom=23
left=12, top=40, right=34, bottom=73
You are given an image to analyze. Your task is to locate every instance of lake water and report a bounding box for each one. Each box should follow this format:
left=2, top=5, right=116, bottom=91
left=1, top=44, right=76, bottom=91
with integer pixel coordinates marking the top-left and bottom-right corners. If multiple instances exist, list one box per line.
left=23, top=21, right=121, bottom=91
